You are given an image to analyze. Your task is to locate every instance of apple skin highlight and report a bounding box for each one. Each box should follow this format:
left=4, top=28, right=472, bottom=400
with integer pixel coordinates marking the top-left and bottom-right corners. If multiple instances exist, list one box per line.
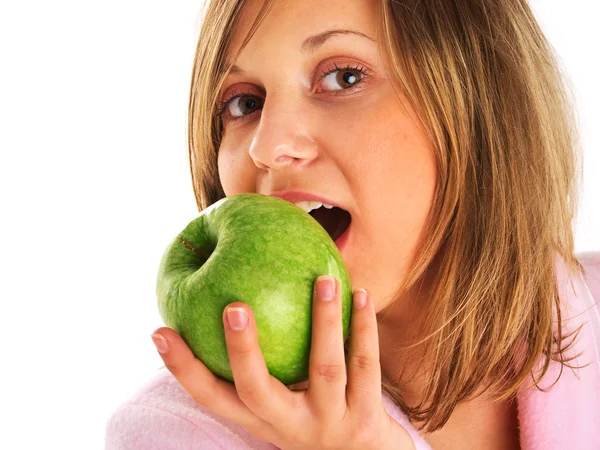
left=156, top=193, right=352, bottom=386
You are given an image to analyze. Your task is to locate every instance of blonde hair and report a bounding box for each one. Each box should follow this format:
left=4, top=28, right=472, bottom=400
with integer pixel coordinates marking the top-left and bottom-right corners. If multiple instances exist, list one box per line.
left=186, top=0, right=584, bottom=432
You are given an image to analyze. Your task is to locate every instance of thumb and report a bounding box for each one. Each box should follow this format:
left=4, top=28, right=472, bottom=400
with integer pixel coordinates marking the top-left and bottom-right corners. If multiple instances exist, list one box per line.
left=151, top=327, right=198, bottom=377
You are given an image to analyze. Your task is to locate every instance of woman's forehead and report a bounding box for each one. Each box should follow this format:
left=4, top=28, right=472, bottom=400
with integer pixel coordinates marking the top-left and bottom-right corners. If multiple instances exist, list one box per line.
left=225, top=0, right=378, bottom=65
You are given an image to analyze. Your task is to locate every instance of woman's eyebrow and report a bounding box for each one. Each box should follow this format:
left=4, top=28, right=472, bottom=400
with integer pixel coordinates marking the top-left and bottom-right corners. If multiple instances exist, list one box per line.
left=300, top=29, right=376, bottom=53
left=227, top=29, right=376, bottom=75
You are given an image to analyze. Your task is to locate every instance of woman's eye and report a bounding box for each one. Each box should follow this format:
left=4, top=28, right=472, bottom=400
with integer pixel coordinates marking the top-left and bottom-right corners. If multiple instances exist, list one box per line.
left=320, top=67, right=365, bottom=91
left=225, top=95, right=264, bottom=119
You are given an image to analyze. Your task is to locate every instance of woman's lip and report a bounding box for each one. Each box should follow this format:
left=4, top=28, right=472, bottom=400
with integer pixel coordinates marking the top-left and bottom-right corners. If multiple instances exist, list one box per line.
left=269, top=191, right=345, bottom=211
left=335, top=222, right=351, bottom=253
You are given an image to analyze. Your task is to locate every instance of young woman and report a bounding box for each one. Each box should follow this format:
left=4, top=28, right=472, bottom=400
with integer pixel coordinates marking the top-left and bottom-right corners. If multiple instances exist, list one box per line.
left=106, top=0, right=600, bottom=448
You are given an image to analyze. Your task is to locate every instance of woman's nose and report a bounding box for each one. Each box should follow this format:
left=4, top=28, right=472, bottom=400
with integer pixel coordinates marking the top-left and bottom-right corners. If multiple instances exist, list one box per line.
left=248, top=106, right=319, bottom=170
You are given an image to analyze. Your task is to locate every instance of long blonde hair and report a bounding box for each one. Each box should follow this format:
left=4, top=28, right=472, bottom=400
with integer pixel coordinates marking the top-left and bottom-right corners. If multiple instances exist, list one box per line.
left=186, top=0, right=584, bottom=432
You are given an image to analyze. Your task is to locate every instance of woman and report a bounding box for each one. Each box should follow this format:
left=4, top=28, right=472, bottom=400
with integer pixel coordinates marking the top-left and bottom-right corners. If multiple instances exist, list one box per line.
left=106, top=0, right=600, bottom=448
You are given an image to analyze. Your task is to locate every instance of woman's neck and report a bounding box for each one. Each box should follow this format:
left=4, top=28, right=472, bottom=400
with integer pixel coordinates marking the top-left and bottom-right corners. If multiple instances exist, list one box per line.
left=376, top=298, right=521, bottom=450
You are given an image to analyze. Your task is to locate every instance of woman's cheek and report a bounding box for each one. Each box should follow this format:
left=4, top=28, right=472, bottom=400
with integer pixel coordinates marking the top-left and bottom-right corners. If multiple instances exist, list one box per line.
left=217, top=143, right=252, bottom=195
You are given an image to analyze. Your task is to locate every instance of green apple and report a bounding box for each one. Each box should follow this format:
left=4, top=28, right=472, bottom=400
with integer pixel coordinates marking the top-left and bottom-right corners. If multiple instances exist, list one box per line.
left=156, top=193, right=352, bottom=386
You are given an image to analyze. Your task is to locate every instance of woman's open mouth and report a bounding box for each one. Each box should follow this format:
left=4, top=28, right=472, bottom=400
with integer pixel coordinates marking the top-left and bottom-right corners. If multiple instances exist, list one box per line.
left=309, top=206, right=352, bottom=251
left=270, top=193, right=353, bottom=252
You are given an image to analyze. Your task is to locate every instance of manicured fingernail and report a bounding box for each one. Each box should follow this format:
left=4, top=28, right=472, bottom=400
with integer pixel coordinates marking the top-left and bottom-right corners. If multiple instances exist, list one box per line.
left=152, top=334, right=169, bottom=354
left=317, top=276, right=335, bottom=301
left=352, top=288, right=367, bottom=309
left=226, top=307, right=248, bottom=331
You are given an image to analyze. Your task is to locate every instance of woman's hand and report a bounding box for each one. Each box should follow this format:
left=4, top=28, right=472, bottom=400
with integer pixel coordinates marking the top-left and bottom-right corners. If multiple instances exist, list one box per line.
left=151, top=276, right=414, bottom=450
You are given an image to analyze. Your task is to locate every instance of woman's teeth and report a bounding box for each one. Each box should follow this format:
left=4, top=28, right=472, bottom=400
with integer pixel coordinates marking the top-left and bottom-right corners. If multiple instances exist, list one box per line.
left=293, top=201, right=334, bottom=213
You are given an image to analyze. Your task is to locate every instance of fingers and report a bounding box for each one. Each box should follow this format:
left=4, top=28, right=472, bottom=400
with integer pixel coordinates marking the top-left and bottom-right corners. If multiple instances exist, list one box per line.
left=306, top=276, right=347, bottom=419
left=345, top=288, right=382, bottom=421
left=151, top=327, right=267, bottom=432
left=222, top=302, right=297, bottom=421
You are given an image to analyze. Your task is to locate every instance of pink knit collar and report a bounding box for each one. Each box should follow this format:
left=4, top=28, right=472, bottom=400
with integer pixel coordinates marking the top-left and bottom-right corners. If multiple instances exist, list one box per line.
left=516, top=259, right=600, bottom=449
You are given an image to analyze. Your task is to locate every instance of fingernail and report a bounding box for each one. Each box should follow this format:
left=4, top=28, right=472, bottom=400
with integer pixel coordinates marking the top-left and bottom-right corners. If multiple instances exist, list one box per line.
left=152, top=333, right=169, bottom=354
left=352, top=288, right=368, bottom=309
left=226, top=307, right=248, bottom=331
left=317, top=276, right=335, bottom=301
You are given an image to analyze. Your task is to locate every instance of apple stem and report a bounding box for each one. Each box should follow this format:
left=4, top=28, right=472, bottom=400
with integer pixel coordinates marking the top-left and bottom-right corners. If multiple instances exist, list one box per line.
left=179, top=236, right=211, bottom=259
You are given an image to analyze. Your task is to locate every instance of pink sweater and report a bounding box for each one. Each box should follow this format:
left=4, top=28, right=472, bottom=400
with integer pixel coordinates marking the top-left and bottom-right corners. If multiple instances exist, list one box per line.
left=105, top=253, right=600, bottom=449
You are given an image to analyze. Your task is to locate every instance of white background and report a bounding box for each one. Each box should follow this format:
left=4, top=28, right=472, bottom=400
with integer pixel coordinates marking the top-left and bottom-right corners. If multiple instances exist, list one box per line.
left=0, top=1, right=598, bottom=449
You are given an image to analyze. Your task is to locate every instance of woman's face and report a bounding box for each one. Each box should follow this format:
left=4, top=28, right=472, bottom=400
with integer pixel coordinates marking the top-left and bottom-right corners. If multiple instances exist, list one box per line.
left=217, top=0, right=437, bottom=311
